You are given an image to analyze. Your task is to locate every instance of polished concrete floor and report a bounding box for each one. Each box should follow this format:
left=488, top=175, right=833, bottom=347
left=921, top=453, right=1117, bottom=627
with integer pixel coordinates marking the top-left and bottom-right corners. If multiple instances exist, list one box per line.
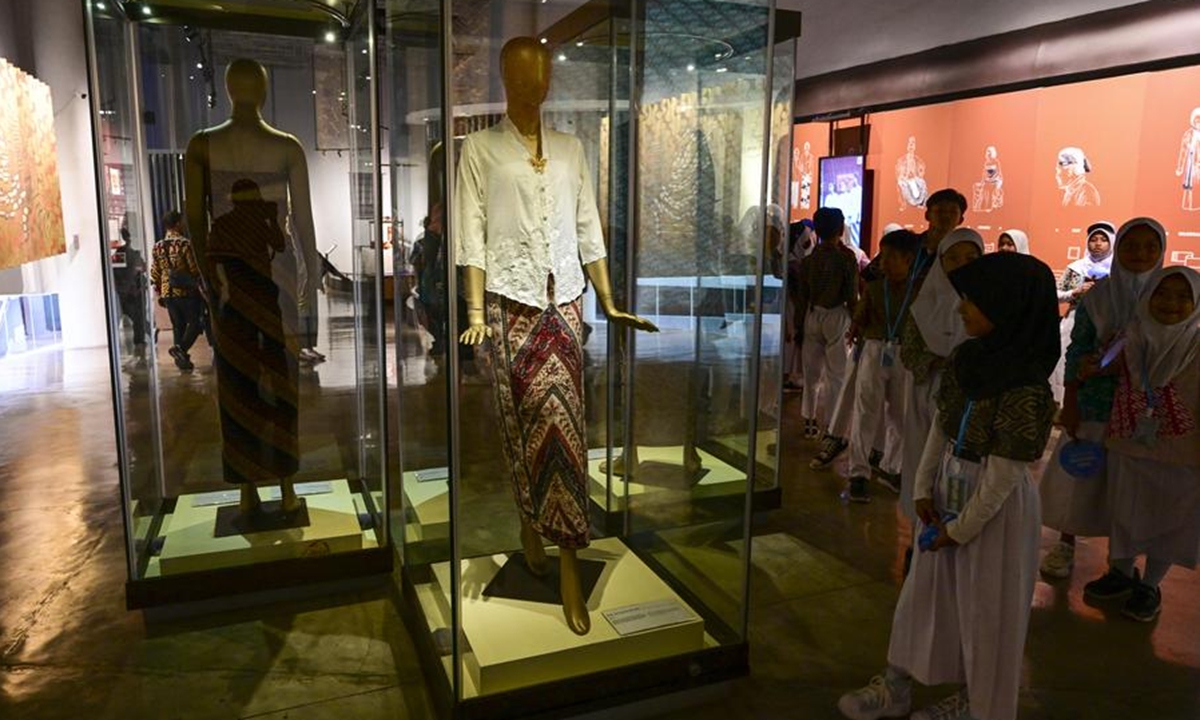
left=1, top=336, right=1197, bottom=719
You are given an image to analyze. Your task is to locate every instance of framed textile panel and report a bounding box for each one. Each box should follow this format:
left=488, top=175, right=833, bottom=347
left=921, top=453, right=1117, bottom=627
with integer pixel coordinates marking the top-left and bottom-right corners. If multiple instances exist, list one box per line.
left=0, top=58, right=66, bottom=271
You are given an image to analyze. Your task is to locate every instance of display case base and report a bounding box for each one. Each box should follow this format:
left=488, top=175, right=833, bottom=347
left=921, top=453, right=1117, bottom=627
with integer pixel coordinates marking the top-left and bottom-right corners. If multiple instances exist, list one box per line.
left=155, top=480, right=366, bottom=575
left=417, top=537, right=707, bottom=698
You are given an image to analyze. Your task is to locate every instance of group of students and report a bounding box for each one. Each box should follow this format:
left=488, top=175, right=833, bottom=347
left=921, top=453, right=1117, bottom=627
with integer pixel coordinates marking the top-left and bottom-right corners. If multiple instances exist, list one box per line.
left=781, top=190, right=1198, bottom=720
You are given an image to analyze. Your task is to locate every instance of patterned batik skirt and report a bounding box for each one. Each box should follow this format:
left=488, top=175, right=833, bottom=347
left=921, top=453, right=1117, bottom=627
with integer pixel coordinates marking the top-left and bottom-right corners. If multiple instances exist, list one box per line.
left=212, top=257, right=300, bottom=485
left=487, top=292, right=590, bottom=549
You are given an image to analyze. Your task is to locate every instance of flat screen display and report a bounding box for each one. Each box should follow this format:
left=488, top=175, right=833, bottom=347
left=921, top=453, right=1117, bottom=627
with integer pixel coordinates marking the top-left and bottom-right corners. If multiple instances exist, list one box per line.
left=819, top=155, right=866, bottom=250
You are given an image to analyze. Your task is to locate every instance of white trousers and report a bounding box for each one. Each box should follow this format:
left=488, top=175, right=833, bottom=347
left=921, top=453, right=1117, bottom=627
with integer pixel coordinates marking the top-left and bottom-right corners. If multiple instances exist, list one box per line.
left=849, top=340, right=905, bottom=479
left=900, top=369, right=941, bottom=521
left=800, top=305, right=851, bottom=426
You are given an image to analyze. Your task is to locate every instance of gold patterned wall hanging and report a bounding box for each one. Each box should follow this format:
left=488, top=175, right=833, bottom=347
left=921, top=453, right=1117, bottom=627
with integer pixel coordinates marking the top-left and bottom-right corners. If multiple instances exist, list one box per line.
left=0, top=58, right=66, bottom=271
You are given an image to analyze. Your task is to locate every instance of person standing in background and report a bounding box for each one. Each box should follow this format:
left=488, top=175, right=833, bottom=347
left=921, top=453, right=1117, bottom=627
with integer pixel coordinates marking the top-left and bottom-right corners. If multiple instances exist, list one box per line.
left=151, top=211, right=205, bottom=372
left=112, top=224, right=148, bottom=360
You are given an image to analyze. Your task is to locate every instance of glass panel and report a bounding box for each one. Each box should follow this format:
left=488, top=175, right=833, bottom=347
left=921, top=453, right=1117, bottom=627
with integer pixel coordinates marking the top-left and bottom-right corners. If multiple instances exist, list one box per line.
left=87, top=5, right=163, bottom=580
left=86, top=3, right=385, bottom=583
left=381, top=0, right=457, bottom=698
left=623, top=0, right=772, bottom=642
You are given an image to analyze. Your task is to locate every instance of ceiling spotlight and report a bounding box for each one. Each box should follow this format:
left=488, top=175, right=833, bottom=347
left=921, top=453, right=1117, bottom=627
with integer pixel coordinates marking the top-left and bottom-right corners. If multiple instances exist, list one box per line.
left=96, top=2, right=107, bottom=10
left=557, top=53, right=566, bottom=62
left=539, top=37, right=547, bottom=44
left=716, top=67, right=728, bottom=73
left=140, top=4, right=152, bottom=16
left=324, top=30, right=337, bottom=43
left=196, top=62, right=203, bottom=69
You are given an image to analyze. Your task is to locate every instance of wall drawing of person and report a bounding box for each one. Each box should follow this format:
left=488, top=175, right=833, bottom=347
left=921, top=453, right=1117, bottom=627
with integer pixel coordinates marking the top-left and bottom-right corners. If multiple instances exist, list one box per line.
left=972, top=145, right=1004, bottom=213
left=896, top=136, right=928, bottom=211
left=1056, top=146, right=1101, bottom=207
left=1177, top=107, right=1200, bottom=211
left=795, top=140, right=815, bottom=210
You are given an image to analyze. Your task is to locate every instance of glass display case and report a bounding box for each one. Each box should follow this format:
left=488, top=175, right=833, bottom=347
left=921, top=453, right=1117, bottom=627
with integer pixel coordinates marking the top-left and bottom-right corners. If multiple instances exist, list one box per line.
left=384, top=0, right=800, bottom=715
left=83, top=0, right=390, bottom=607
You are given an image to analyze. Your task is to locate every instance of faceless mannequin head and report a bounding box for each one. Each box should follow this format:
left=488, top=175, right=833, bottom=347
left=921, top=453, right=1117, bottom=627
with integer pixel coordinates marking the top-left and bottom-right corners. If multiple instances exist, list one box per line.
left=500, top=37, right=551, bottom=108
left=226, top=58, right=269, bottom=110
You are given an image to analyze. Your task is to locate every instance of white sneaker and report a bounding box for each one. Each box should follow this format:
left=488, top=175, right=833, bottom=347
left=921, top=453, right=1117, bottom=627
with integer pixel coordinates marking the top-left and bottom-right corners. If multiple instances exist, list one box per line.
left=1040, top=541, right=1075, bottom=579
left=911, top=689, right=973, bottom=720
left=837, top=673, right=911, bottom=720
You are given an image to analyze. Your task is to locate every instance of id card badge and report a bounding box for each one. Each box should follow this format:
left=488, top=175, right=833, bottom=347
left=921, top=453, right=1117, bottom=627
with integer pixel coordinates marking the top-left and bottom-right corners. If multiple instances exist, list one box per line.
left=881, top=341, right=897, bottom=368
left=1134, top=412, right=1160, bottom=447
left=942, top=456, right=972, bottom=514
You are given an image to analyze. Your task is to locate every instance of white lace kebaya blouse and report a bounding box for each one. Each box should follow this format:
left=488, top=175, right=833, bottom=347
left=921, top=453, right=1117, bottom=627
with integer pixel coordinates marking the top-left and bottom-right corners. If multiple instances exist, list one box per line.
left=454, top=117, right=607, bottom=309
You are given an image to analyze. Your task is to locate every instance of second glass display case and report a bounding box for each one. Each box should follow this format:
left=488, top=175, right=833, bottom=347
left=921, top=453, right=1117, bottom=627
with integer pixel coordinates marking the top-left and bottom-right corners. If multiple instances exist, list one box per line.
left=385, top=0, right=799, bottom=715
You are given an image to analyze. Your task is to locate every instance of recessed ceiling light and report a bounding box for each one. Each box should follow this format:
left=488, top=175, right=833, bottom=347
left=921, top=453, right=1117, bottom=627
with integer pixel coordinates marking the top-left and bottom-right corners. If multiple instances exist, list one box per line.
left=324, top=30, right=337, bottom=43
left=141, top=4, right=152, bottom=16
left=539, top=38, right=547, bottom=44
left=557, top=54, right=566, bottom=62
left=687, top=64, right=695, bottom=72
left=716, top=67, right=728, bottom=73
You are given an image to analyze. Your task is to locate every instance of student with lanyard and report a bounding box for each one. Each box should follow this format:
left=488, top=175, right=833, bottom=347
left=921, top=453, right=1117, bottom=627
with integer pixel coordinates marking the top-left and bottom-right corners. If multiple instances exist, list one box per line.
left=1090, top=266, right=1199, bottom=622
left=841, top=229, right=924, bottom=503
left=839, top=253, right=1060, bottom=720
left=1039, top=218, right=1165, bottom=580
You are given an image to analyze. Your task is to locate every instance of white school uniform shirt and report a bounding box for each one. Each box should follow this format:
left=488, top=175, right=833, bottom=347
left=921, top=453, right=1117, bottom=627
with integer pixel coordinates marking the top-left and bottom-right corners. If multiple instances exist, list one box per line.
left=454, top=116, right=607, bottom=308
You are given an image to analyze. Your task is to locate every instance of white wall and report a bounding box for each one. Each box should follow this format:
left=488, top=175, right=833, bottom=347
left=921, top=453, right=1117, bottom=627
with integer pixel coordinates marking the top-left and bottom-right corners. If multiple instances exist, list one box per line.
left=1, top=0, right=108, bottom=349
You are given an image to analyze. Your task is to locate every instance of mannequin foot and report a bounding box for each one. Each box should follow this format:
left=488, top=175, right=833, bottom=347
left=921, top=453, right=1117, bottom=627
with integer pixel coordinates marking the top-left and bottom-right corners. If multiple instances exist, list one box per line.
left=683, top=446, right=703, bottom=476
left=559, top=549, right=591, bottom=635
left=521, top=520, right=550, bottom=576
left=280, top=480, right=301, bottom=514
left=239, top=484, right=262, bottom=517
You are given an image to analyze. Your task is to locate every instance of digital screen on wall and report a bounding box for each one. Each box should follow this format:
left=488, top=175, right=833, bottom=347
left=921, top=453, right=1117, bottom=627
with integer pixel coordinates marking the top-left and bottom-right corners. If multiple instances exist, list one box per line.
left=791, top=63, right=1200, bottom=275
left=819, top=155, right=866, bottom=250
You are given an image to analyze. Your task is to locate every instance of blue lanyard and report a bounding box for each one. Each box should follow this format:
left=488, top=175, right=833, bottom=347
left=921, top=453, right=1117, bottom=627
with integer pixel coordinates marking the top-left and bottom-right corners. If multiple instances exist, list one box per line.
left=955, top=401, right=975, bottom=456
left=884, top=274, right=918, bottom=342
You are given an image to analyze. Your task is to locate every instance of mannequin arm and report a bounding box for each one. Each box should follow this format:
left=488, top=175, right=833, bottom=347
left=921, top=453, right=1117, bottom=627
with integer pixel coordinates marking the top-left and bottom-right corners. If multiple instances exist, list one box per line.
left=287, top=141, right=321, bottom=300
left=459, top=265, right=491, bottom=345
left=183, top=134, right=214, bottom=287
left=584, top=259, right=658, bottom=333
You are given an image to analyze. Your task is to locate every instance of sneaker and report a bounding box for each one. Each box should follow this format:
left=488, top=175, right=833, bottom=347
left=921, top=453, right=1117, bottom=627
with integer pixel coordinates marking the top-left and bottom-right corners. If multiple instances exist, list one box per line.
left=837, top=673, right=911, bottom=720
left=1083, top=567, right=1137, bottom=600
left=168, top=345, right=192, bottom=371
left=868, top=448, right=883, bottom=471
left=1121, top=582, right=1162, bottom=622
left=875, top=471, right=901, bottom=494
left=910, top=689, right=971, bottom=720
left=1039, top=541, right=1075, bottom=579
left=847, top=476, right=871, bottom=503
left=810, top=436, right=849, bottom=470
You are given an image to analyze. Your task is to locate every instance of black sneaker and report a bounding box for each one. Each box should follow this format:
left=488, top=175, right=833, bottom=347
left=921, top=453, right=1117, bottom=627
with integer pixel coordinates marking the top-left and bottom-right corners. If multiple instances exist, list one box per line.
left=875, top=471, right=902, bottom=494
left=847, top=476, right=871, bottom=503
left=169, top=345, right=189, bottom=370
left=1121, top=583, right=1162, bottom=622
left=868, top=448, right=883, bottom=471
left=1084, top=567, right=1137, bottom=600
left=809, top=436, right=848, bottom=470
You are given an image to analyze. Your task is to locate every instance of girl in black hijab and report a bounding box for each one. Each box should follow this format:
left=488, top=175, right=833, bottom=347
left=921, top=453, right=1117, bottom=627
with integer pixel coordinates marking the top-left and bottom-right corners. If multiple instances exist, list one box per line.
left=839, top=253, right=1059, bottom=720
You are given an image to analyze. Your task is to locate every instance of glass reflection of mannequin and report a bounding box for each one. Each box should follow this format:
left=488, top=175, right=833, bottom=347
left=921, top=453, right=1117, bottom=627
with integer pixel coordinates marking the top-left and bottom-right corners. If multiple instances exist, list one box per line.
left=459, top=38, right=657, bottom=635
left=184, top=59, right=319, bottom=520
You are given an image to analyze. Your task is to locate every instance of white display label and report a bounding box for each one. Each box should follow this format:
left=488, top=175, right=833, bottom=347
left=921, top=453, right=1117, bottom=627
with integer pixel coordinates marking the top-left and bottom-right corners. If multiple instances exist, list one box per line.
left=603, top=599, right=695, bottom=636
left=191, top=481, right=335, bottom=507
left=414, top=467, right=450, bottom=483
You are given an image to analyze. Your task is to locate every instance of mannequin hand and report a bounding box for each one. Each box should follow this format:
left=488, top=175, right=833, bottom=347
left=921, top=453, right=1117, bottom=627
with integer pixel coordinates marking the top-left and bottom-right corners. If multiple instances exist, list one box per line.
left=606, top=309, right=659, bottom=333
left=914, top=498, right=938, bottom=528
left=459, top=322, right=492, bottom=346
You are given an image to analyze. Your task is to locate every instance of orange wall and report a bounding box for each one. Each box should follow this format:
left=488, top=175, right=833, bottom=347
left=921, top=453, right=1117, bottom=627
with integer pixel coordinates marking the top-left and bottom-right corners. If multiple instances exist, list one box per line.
left=791, top=64, right=1200, bottom=274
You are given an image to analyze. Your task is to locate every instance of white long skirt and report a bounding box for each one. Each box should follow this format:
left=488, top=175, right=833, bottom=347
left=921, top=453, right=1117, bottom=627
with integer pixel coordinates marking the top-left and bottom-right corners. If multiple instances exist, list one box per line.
left=1049, top=311, right=1074, bottom=406
left=1038, top=422, right=1110, bottom=537
left=887, top=463, right=1040, bottom=720
left=1108, top=451, right=1200, bottom=568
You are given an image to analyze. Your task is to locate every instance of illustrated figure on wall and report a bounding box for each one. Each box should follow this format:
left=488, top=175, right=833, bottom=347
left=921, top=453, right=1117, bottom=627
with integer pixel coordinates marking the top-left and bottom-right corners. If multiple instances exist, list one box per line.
left=794, top=140, right=815, bottom=210
left=1056, top=146, right=1101, bottom=207
left=456, top=37, right=658, bottom=636
left=1176, top=107, right=1200, bottom=211
left=896, top=136, right=928, bottom=211
left=972, top=145, right=1004, bottom=213
left=184, top=58, right=320, bottom=522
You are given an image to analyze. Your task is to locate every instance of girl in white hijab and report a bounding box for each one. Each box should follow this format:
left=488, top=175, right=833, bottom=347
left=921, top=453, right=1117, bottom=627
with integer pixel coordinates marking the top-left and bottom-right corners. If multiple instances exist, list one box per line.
left=896, top=228, right=985, bottom=519
left=996, top=229, right=1030, bottom=254
left=1039, top=218, right=1166, bottom=579
left=1051, top=221, right=1116, bottom=403
left=1095, top=266, right=1200, bottom=622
